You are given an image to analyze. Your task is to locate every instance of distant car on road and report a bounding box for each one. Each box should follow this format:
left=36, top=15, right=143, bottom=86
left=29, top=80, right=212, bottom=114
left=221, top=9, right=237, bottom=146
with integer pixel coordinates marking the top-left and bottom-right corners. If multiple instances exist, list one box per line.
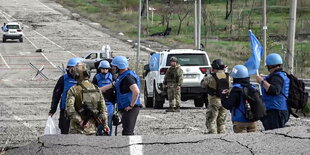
left=82, top=45, right=113, bottom=70
left=143, top=49, right=211, bottom=109
left=2, top=22, right=23, bottom=42
left=82, top=51, right=108, bottom=70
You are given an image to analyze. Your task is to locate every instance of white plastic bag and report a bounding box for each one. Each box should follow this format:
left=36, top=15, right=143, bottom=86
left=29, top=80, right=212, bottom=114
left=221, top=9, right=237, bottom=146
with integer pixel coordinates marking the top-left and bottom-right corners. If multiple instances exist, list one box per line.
left=44, top=116, right=57, bottom=135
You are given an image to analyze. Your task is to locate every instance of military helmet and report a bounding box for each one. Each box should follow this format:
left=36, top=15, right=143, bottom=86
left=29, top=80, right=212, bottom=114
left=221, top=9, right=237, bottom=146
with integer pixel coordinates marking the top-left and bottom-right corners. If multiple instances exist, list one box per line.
left=67, top=57, right=83, bottom=67
left=169, top=56, right=178, bottom=62
left=72, top=62, right=90, bottom=80
left=266, top=53, right=283, bottom=66
left=111, top=56, right=128, bottom=69
left=231, top=65, right=249, bottom=78
left=211, top=59, right=225, bottom=70
left=98, top=60, right=111, bottom=69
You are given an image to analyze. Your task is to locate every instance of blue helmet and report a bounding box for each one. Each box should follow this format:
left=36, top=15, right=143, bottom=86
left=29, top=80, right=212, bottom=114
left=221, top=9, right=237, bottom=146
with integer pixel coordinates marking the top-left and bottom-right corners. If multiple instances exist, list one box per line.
left=231, top=65, right=249, bottom=78
left=67, top=58, right=83, bottom=67
left=266, top=53, right=283, bottom=66
left=98, top=60, right=111, bottom=69
left=111, top=56, right=128, bottom=69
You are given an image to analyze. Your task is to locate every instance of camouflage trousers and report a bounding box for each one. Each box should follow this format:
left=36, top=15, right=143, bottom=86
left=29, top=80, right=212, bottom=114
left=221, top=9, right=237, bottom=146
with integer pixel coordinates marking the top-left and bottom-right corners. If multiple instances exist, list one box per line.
left=167, top=83, right=181, bottom=108
left=69, top=119, right=97, bottom=135
left=205, top=97, right=227, bottom=134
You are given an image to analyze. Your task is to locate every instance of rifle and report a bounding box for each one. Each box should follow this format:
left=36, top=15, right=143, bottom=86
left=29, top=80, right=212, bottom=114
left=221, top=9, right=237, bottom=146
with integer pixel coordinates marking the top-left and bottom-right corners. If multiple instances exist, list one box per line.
left=78, top=104, right=108, bottom=135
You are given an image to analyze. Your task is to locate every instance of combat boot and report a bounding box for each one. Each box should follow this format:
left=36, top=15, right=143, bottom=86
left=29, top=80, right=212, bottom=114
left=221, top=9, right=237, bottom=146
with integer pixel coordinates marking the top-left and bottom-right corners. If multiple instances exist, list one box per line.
left=166, top=107, right=175, bottom=112
left=174, top=106, right=180, bottom=112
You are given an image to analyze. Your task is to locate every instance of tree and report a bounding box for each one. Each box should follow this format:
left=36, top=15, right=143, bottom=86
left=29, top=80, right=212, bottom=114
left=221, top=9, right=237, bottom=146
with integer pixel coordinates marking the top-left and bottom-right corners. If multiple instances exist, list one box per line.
left=225, top=0, right=234, bottom=20
left=175, top=2, right=192, bottom=35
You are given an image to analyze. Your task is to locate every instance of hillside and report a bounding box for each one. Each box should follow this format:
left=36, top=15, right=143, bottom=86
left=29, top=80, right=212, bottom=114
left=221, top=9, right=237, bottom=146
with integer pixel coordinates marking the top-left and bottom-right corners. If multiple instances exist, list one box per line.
left=55, top=0, right=310, bottom=78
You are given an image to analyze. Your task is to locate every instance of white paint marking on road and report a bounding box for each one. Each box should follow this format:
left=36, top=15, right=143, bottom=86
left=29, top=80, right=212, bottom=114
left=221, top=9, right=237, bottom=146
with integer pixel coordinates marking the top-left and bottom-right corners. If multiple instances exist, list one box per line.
left=41, top=53, right=57, bottom=68
left=0, top=10, right=12, bottom=21
left=0, top=9, right=76, bottom=58
left=24, top=35, right=39, bottom=49
left=33, top=30, right=77, bottom=57
left=188, top=127, right=200, bottom=131
left=129, top=136, right=143, bottom=155
left=0, top=9, right=57, bottom=67
left=144, top=115, right=157, bottom=119
left=36, top=0, right=58, bottom=13
left=0, top=53, right=10, bottom=69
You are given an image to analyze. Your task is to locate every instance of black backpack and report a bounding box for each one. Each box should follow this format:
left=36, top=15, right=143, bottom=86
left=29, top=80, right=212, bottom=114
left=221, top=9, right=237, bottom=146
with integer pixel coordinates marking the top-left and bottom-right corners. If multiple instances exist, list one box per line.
left=241, top=86, right=266, bottom=122
left=281, top=72, right=309, bottom=117
left=208, top=73, right=229, bottom=97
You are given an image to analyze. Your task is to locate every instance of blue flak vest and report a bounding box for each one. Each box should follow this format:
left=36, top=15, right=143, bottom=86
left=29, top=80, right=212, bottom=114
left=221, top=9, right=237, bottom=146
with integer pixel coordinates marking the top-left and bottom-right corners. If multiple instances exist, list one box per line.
left=231, top=84, right=254, bottom=122
left=95, top=72, right=114, bottom=116
left=95, top=72, right=113, bottom=87
left=60, top=74, right=77, bottom=110
left=115, top=70, right=141, bottom=110
left=262, top=71, right=290, bottom=111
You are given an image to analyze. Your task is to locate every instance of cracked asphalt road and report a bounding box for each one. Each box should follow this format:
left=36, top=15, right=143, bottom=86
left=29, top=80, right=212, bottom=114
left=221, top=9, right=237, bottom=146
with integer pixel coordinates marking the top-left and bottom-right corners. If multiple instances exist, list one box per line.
left=5, top=126, right=310, bottom=155
left=1, top=0, right=310, bottom=154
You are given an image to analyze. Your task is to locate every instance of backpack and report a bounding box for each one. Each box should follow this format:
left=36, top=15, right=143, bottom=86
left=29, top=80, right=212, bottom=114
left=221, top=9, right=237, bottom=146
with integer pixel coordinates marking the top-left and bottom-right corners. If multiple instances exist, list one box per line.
left=80, top=84, right=103, bottom=114
left=208, top=73, right=229, bottom=97
left=241, top=86, right=266, bottom=121
left=281, top=72, right=309, bottom=117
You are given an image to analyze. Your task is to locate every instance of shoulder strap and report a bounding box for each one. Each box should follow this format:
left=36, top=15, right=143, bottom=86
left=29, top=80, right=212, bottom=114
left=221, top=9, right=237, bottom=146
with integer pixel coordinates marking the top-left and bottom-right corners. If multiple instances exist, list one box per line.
left=225, top=73, right=229, bottom=81
left=211, top=73, right=218, bottom=81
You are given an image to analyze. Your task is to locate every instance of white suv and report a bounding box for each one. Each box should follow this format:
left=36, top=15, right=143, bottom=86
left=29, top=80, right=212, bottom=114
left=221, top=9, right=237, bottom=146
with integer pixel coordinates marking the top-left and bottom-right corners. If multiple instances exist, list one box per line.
left=2, top=22, right=23, bottom=42
left=143, top=49, right=211, bottom=109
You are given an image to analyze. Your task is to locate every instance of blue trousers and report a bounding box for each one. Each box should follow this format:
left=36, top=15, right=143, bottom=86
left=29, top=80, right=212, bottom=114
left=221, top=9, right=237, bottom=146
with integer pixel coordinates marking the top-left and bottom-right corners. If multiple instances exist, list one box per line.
left=261, top=109, right=289, bottom=130
left=97, top=102, right=114, bottom=136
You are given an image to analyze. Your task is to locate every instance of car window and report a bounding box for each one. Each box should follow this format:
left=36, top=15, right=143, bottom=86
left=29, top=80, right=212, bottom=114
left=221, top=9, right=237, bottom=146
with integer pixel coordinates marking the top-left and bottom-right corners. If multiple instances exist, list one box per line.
left=7, top=25, right=20, bottom=29
left=90, top=53, right=97, bottom=59
left=85, top=54, right=91, bottom=59
left=166, top=54, right=209, bottom=66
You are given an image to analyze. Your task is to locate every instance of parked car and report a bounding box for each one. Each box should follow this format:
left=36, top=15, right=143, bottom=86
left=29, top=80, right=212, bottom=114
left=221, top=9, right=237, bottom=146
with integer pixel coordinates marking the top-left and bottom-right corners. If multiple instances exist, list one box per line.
left=82, top=45, right=113, bottom=70
left=2, top=22, right=23, bottom=42
left=143, top=49, right=211, bottom=109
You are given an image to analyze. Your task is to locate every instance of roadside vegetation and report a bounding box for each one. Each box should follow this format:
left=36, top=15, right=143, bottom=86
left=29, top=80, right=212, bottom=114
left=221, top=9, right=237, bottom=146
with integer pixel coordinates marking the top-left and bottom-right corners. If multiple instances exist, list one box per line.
left=55, top=0, right=310, bottom=78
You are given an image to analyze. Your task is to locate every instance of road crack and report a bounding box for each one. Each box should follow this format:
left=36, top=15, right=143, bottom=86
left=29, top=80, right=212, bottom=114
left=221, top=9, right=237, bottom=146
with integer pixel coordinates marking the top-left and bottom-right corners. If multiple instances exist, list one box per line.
left=262, top=128, right=310, bottom=140
left=216, top=135, right=254, bottom=155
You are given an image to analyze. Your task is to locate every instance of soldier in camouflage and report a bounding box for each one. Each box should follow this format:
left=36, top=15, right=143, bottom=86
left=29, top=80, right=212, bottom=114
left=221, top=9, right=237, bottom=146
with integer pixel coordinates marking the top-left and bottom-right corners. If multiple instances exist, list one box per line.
left=201, top=59, right=230, bottom=134
left=66, top=62, right=109, bottom=135
left=163, top=56, right=183, bottom=112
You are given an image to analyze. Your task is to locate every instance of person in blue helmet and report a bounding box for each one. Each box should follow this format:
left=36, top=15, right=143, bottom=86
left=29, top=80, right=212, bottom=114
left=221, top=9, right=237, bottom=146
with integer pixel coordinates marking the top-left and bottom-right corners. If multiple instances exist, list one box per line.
left=256, top=53, right=290, bottom=130
left=48, top=57, right=83, bottom=134
left=92, top=60, right=115, bottom=136
left=100, top=56, right=142, bottom=135
left=1, top=23, right=7, bottom=31
left=221, top=65, right=257, bottom=133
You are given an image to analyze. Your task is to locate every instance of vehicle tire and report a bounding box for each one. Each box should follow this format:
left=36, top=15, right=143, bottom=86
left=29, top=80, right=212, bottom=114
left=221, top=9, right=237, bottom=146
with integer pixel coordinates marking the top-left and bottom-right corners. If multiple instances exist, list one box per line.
left=153, top=84, right=164, bottom=109
left=144, top=82, right=153, bottom=108
left=19, top=37, right=23, bottom=42
left=194, top=97, right=204, bottom=107
left=2, top=37, right=6, bottom=42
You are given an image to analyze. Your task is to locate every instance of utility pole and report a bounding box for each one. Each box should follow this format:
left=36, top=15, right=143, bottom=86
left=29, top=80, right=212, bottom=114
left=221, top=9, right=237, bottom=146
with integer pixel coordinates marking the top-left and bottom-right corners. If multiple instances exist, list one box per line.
left=194, top=0, right=198, bottom=48
left=194, top=0, right=201, bottom=49
left=146, top=0, right=149, bottom=34
left=262, top=0, right=267, bottom=65
left=198, top=0, right=201, bottom=49
left=286, top=0, right=297, bottom=74
left=137, top=0, right=142, bottom=71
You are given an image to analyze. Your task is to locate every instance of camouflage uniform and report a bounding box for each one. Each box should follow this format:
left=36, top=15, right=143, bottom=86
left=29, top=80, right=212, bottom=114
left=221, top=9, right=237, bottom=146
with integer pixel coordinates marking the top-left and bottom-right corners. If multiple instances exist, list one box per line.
left=201, top=70, right=229, bottom=134
left=66, top=80, right=108, bottom=135
left=164, top=64, right=183, bottom=109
